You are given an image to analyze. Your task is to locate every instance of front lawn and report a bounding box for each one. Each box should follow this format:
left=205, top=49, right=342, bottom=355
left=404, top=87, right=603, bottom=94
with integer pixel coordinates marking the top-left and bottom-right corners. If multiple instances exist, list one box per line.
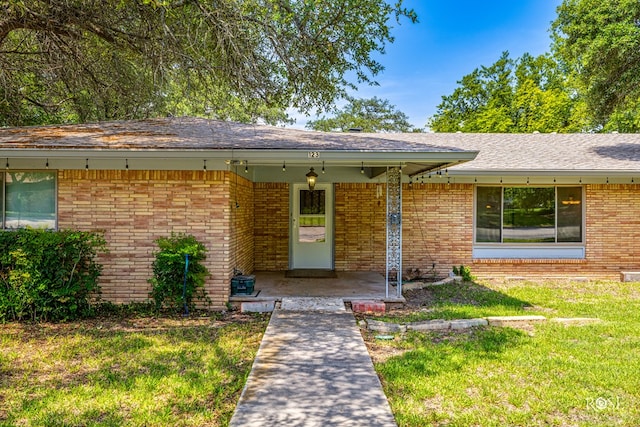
left=366, top=280, right=640, bottom=426
left=0, top=313, right=268, bottom=426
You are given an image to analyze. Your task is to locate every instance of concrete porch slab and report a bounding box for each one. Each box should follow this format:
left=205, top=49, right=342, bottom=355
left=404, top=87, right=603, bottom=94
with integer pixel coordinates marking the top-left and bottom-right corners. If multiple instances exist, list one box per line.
left=280, top=297, right=346, bottom=312
left=229, top=271, right=405, bottom=307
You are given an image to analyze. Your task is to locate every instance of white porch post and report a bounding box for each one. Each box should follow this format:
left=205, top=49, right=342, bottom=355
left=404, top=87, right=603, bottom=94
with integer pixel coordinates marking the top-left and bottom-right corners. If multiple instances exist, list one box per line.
left=385, top=166, right=402, bottom=298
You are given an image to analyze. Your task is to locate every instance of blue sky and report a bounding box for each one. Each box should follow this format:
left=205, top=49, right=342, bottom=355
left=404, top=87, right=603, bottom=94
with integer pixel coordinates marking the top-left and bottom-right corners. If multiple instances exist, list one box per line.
left=291, top=0, right=563, bottom=130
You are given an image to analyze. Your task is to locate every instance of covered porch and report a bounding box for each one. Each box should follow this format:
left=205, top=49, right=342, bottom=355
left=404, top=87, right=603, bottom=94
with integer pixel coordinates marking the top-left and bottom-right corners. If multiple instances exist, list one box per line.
left=228, top=271, right=405, bottom=309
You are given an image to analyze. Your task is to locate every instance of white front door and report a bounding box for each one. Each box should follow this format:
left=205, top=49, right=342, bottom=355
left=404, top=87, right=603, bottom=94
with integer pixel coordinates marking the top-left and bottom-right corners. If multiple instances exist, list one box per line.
left=291, top=183, right=333, bottom=269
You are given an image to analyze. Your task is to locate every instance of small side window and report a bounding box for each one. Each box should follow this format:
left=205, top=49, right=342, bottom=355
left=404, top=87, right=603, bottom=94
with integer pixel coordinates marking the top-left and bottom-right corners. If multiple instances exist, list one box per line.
left=4, top=171, right=56, bottom=230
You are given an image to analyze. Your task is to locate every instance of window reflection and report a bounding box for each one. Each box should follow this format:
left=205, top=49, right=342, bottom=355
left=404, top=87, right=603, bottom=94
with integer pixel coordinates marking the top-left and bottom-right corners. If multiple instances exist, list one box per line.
left=299, top=189, right=325, bottom=243
left=5, top=172, right=56, bottom=229
left=475, top=186, right=583, bottom=244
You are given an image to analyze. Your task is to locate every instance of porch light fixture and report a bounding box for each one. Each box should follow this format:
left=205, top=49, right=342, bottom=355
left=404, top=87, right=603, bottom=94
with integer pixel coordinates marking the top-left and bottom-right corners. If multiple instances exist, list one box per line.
left=306, top=167, right=318, bottom=191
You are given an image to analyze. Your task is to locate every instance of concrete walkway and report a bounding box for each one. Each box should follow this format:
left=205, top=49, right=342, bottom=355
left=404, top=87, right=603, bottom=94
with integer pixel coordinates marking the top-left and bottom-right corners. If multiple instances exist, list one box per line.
left=229, top=297, right=397, bottom=427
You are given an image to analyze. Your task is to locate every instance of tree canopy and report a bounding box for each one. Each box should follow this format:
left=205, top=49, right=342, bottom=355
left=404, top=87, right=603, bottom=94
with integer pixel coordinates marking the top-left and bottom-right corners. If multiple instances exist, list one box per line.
left=430, top=0, right=640, bottom=133
left=305, top=96, right=418, bottom=132
left=428, top=52, right=583, bottom=133
left=552, top=0, right=640, bottom=131
left=0, top=0, right=417, bottom=126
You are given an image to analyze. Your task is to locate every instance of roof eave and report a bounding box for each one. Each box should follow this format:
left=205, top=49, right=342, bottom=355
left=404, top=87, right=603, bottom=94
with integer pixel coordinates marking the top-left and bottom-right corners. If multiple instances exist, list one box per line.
left=0, top=148, right=479, bottom=166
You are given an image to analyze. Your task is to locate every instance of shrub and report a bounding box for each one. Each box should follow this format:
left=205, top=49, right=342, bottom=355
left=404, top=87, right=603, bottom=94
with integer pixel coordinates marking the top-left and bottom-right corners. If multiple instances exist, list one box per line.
left=452, top=265, right=475, bottom=282
left=0, top=229, right=107, bottom=322
left=149, top=233, right=210, bottom=313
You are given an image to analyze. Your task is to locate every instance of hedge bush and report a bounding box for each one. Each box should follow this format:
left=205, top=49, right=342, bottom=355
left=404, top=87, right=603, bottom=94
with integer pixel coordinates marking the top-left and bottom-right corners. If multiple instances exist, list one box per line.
left=149, top=233, right=210, bottom=313
left=0, top=229, right=107, bottom=322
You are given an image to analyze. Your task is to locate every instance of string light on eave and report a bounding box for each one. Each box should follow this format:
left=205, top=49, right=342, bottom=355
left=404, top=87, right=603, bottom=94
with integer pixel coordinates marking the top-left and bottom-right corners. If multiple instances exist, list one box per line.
left=45, top=158, right=49, bottom=169
left=5, top=158, right=8, bottom=170
left=360, top=162, right=365, bottom=174
left=202, top=159, right=206, bottom=171
left=322, top=161, right=325, bottom=174
left=85, top=159, right=89, bottom=170
left=244, top=161, right=248, bottom=173
left=282, top=161, right=286, bottom=172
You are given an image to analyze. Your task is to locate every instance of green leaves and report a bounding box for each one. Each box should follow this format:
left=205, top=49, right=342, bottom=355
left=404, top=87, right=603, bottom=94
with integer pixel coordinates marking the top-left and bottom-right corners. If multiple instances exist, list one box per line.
left=428, top=52, right=583, bottom=133
left=0, top=0, right=417, bottom=126
left=148, top=233, right=210, bottom=312
left=306, top=96, right=418, bottom=132
left=552, top=0, right=640, bottom=128
left=0, top=229, right=107, bottom=322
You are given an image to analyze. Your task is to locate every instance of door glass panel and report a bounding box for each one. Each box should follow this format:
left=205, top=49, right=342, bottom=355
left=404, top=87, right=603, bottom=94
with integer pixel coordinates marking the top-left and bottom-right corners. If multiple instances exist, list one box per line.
left=299, top=189, right=325, bottom=243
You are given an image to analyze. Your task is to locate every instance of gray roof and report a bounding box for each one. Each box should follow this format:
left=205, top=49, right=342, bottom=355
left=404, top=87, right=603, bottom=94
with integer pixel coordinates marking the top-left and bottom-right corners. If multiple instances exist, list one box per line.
left=0, top=117, right=462, bottom=153
left=0, top=117, right=477, bottom=175
left=362, top=132, right=640, bottom=174
left=1, top=117, right=640, bottom=173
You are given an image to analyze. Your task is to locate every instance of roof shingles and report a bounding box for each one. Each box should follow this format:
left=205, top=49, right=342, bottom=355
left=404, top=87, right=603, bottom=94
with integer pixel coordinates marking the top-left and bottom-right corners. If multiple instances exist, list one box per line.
left=2, top=118, right=640, bottom=172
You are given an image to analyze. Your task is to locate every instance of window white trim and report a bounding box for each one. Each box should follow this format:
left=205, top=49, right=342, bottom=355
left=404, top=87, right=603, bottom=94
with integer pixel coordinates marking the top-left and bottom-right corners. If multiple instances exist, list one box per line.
left=473, top=245, right=585, bottom=259
left=473, top=185, right=585, bottom=259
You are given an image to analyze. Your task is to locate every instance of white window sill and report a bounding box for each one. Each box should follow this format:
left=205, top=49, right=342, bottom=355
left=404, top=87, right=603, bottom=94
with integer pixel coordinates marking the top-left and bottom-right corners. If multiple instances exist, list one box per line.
left=473, top=246, right=585, bottom=260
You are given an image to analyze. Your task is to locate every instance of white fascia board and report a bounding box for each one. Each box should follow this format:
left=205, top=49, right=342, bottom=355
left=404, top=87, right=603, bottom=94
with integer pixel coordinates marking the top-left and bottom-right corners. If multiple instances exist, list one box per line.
left=0, top=148, right=479, bottom=165
left=449, top=169, right=640, bottom=177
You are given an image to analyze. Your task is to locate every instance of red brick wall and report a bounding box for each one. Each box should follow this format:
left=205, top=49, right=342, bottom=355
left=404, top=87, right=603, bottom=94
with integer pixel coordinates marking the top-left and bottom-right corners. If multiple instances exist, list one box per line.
left=469, top=184, right=640, bottom=280
left=57, top=172, right=640, bottom=307
left=338, top=182, right=640, bottom=281
left=335, top=183, right=386, bottom=271
left=229, top=173, right=255, bottom=276
left=402, top=183, right=474, bottom=278
left=58, top=170, right=232, bottom=308
left=253, top=182, right=289, bottom=271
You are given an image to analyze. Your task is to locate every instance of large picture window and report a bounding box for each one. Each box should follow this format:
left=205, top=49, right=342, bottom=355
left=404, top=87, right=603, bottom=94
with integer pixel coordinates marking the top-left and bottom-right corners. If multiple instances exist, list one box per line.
left=476, top=186, right=583, bottom=244
left=3, top=171, right=56, bottom=230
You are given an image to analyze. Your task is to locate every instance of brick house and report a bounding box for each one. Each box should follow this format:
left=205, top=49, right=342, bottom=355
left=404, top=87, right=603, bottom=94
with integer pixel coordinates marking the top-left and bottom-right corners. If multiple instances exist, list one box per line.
left=1, top=118, right=639, bottom=309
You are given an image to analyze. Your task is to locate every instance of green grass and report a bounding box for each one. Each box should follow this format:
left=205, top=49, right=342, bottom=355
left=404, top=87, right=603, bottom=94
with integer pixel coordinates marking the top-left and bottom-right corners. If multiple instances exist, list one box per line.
left=0, top=314, right=269, bottom=426
left=370, top=280, right=640, bottom=426
left=383, top=281, right=547, bottom=323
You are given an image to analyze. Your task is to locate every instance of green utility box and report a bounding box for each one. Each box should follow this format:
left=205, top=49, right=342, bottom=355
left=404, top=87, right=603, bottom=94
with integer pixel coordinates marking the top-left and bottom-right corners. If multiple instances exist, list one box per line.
left=231, top=275, right=255, bottom=295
